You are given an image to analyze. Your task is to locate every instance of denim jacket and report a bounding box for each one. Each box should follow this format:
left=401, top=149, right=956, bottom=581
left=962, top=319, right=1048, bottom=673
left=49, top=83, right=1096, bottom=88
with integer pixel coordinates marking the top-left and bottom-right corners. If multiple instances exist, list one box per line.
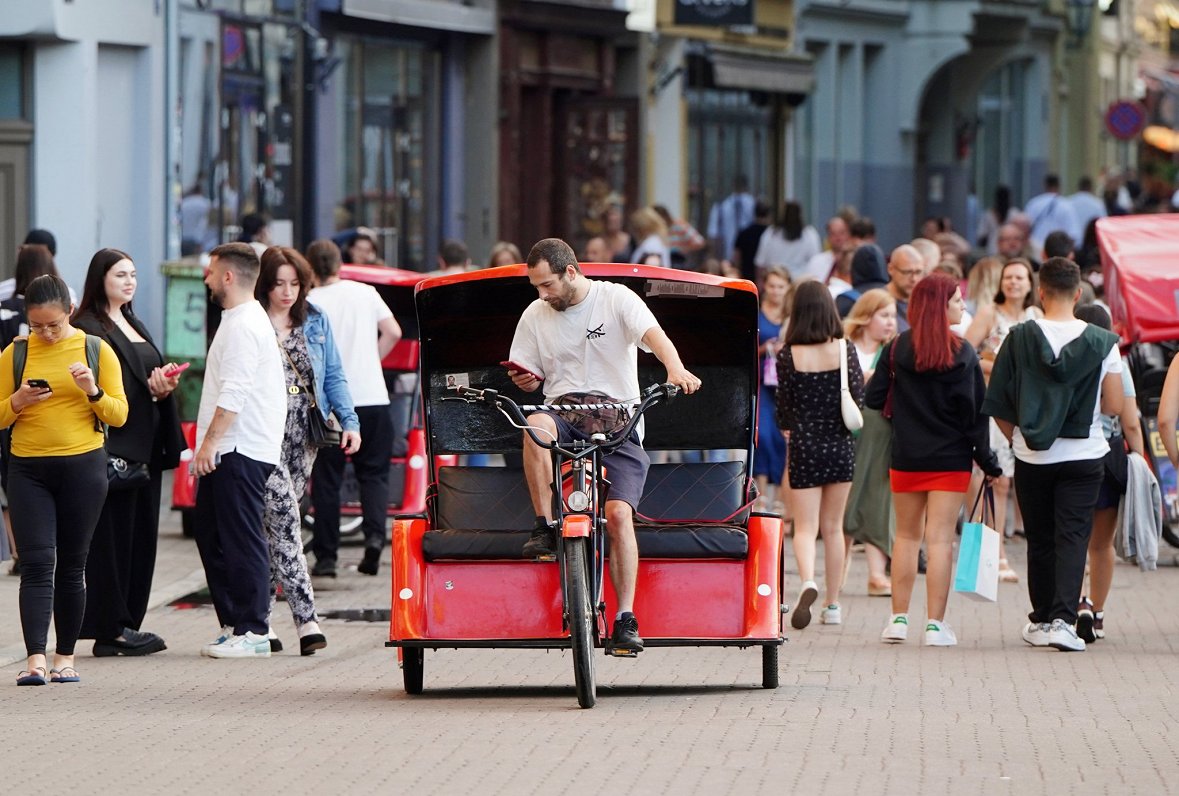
left=304, top=303, right=360, bottom=432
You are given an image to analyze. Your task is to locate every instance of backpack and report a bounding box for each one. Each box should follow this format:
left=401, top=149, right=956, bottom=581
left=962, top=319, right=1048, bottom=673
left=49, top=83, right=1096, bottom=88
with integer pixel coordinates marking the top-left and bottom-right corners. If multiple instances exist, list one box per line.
left=11, top=334, right=104, bottom=432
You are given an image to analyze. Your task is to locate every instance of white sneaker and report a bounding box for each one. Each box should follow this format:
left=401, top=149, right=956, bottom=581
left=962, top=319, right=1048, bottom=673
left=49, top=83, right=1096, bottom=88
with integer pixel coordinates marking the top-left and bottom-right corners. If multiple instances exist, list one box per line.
left=790, top=581, right=819, bottom=630
left=924, top=619, right=957, bottom=647
left=881, top=613, right=909, bottom=643
left=820, top=604, right=842, bottom=625
left=1046, top=618, right=1085, bottom=652
left=200, top=625, right=233, bottom=657
left=206, top=631, right=272, bottom=659
left=1021, top=621, right=1051, bottom=647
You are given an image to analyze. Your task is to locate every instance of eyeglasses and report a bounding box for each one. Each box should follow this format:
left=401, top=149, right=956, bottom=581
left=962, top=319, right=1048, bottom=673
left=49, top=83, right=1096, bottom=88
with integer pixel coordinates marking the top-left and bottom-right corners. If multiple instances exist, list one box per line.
left=28, top=318, right=67, bottom=334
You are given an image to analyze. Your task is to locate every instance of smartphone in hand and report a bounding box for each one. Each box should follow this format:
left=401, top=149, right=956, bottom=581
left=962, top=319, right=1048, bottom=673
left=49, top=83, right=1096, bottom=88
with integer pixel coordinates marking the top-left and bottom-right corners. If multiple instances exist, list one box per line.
left=164, top=362, right=191, bottom=378
left=500, top=360, right=541, bottom=380
left=26, top=378, right=51, bottom=391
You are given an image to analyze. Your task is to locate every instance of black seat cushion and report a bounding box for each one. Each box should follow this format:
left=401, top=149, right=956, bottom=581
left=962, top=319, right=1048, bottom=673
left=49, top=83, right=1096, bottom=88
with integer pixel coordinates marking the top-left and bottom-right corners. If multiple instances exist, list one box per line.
left=423, top=462, right=750, bottom=561
left=636, top=460, right=749, bottom=523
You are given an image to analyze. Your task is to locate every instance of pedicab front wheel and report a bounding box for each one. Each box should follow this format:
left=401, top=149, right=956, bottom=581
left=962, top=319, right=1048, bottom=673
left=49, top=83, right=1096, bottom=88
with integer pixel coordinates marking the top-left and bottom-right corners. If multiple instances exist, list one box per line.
left=762, top=644, right=779, bottom=689
left=564, top=537, right=596, bottom=709
left=403, top=647, right=424, bottom=694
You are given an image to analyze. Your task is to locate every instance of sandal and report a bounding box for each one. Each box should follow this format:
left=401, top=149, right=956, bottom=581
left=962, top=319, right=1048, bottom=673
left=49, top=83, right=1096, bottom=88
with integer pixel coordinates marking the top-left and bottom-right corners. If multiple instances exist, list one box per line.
left=50, top=666, right=80, bottom=684
left=17, top=666, right=47, bottom=686
left=998, top=559, right=1019, bottom=583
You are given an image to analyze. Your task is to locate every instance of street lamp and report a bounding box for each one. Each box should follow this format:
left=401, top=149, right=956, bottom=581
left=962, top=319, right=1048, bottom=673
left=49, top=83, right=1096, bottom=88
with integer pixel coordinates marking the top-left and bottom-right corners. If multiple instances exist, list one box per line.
left=1066, top=0, right=1098, bottom=48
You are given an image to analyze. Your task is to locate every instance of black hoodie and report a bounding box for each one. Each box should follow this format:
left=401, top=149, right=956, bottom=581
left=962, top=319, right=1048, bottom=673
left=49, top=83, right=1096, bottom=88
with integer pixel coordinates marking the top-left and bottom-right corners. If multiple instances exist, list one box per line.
left=865, top=331, right=1001, bottom=476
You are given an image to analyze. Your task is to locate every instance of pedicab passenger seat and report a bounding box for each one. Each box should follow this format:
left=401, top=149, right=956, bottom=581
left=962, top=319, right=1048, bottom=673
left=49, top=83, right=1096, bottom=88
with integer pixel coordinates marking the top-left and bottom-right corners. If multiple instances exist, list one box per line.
left=421, top=460, right=749, bottom=561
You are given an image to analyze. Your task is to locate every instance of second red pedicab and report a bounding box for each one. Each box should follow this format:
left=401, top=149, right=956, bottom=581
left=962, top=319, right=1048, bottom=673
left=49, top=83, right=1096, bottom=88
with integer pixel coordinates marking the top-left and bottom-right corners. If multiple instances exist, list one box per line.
left=1097, top=214, right=1179, bottom=547
left=387, top=263, right=785, bottom=708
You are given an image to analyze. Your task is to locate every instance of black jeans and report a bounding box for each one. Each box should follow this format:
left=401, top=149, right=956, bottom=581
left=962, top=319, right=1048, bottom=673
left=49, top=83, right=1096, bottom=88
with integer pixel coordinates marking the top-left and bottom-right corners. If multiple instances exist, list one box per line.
left=193, top=451, right=275, bottom=636
left=1014, top=457, right=1104, bottom=625
left=9, top=448, right=108, bottom=656
left=311, top=404, right=393, bottom=562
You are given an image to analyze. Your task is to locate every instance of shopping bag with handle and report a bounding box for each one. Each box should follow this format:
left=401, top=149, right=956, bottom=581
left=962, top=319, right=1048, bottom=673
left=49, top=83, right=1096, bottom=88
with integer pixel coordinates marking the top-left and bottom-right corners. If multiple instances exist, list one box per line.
left=953, top=483, right=1000, bottom=602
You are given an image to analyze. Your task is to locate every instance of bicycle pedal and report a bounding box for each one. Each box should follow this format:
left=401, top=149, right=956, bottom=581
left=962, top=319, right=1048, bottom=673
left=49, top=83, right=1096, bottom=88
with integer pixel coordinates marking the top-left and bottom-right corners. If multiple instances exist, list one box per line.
left=604, top=646, right=640, bottom=659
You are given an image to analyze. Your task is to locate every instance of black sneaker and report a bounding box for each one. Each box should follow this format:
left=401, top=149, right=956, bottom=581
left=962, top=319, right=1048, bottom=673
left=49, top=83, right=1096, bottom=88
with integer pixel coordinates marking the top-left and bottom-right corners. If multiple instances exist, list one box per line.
left=1077, top=597, right=1097, bottom=643
left=607, top=613, right=644, bottom=656
left=357, top=547, right=381, bottom=576
left=522, top=526, right=556, bottom=560
left=311, top=559, right=337, bottom=578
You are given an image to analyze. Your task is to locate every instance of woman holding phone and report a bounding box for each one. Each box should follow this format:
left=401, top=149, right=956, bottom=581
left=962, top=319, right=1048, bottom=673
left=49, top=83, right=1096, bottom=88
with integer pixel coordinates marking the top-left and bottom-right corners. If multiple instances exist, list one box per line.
left=257, top=246, right=360, bottom=654
left=73, top=249, right=187, bottom=658
left=2, top=274, right=128, bottom=685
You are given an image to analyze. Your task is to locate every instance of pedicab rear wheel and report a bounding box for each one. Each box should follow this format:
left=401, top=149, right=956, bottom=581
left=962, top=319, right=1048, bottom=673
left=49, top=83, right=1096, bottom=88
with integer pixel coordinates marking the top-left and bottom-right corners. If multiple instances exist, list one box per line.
left=403, top=647, right=424, bottom=694
left=564, top=537, right=596, bottom=708
left=762, top=644, right=779, bottom=689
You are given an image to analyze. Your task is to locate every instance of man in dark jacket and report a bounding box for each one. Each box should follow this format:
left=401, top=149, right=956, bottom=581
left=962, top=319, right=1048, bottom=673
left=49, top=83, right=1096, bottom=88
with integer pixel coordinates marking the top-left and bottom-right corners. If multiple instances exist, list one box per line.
left=982, top=257, right=1122, bottom=652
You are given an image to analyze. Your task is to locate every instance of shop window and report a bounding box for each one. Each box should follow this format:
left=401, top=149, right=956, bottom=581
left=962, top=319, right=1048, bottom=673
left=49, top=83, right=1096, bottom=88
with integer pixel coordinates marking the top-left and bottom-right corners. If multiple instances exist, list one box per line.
left=332, top=37, right=439, bottom=270
left=0, top=46, right=24, bottom=120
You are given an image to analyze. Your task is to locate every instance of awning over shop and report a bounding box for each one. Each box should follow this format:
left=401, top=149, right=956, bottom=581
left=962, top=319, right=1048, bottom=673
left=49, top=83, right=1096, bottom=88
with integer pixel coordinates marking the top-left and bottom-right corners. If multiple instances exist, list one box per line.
left=343, top=0, right=495, bottom=35
left=707, top=44, right=815, bottom=95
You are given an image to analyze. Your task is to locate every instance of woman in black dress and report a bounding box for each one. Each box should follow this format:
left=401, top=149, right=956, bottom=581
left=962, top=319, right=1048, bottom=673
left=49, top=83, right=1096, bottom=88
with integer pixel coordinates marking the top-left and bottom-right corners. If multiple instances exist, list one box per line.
left=74, top=249, right=187, bottom=656
left=776, top=281, right=864, bottom=630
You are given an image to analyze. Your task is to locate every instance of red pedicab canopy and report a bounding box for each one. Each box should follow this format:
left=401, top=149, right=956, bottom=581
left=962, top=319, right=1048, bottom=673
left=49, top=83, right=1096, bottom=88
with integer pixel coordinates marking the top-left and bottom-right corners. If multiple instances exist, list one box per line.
left=1096, top=215, right=1179, bottom=347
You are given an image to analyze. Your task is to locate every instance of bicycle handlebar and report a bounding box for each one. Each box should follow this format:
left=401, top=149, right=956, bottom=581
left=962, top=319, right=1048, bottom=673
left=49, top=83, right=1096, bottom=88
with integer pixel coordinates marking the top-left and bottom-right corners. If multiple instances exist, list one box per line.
left=444, top=382, right=679, bottom=453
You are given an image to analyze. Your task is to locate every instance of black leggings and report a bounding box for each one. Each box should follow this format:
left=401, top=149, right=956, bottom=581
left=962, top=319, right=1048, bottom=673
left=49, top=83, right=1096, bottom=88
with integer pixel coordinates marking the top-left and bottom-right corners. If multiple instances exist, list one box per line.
left=9, top=448, right=108, bottom=656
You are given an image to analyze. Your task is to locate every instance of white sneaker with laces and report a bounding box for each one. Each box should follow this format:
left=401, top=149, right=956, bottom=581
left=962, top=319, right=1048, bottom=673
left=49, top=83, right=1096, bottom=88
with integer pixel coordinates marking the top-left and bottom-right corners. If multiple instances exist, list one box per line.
left=206, top=631, right=272, bottom=659
left=820, top=604, right=842, bottom=625
left=1046, top=618, right=1085, bottom=652
left=881, top=613, right=909, bottom=643
left=1021, top=622, right=1051, bottom=647
left=200, top=625, right=233, bottom=657
left=790, top=580, right=819, bottom=630
left=924, top=619, right=957, bottom=647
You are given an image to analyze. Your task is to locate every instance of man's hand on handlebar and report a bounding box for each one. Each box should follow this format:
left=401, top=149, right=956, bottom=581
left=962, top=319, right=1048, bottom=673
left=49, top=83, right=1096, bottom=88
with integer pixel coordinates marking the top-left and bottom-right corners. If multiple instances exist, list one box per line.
left=664, top=366, right=702, bottom=396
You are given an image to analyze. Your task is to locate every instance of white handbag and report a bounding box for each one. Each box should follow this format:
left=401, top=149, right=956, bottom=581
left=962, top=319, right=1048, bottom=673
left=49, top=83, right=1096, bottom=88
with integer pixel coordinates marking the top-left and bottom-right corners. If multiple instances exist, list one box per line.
left=838, top=338, right=864, bottom=433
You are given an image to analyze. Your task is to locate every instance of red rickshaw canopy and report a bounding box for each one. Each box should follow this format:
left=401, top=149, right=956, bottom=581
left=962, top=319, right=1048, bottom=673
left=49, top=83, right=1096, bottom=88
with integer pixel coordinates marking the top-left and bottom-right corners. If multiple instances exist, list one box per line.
left=1097, top=215, right=1179, bottom=346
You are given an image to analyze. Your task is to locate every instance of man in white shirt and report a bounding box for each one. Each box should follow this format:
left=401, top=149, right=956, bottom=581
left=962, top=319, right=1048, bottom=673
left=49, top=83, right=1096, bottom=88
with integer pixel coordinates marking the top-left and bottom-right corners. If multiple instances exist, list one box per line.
left=507, top=238, right=701, bottom=655
left=983, top=257, right=1122, bottom=653
left=1024, top=174, right=1082, bottom=251
left=193, top=242, right=288, bottom=658
left=306, top=239, right=402, bottom=577
left=1066, top=176, right=1106, bottom=234
left=707, top=175, right=755, bottom=261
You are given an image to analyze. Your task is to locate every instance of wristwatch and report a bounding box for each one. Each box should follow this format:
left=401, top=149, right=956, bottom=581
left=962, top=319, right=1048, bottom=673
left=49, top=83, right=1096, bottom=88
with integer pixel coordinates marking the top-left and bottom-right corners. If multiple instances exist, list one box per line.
left=87, top=387, right=104, bottom=403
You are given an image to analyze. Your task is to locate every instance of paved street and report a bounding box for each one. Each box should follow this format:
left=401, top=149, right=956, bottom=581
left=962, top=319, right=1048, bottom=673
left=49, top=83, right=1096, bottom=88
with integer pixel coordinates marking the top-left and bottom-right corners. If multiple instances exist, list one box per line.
left=3, top=493, right=1179, bottom=795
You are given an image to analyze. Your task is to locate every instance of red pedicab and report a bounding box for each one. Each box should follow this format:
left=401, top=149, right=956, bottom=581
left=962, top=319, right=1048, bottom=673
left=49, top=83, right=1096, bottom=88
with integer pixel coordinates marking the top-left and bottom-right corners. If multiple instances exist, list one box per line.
left=387, top=264, right=785, bottom=708
left=1097, top=214, right=1179, bottom=546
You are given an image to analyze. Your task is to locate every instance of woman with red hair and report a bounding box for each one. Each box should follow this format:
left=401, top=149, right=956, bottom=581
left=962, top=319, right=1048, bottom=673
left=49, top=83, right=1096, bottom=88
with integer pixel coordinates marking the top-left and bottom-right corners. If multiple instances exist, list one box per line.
left=865, top=272, right=1000, bottom=647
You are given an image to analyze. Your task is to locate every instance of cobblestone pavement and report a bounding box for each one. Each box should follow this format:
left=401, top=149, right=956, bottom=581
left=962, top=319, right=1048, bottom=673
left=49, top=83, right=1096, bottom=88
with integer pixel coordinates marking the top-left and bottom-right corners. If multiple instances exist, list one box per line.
left=2, top=503, right=1178, bottom=795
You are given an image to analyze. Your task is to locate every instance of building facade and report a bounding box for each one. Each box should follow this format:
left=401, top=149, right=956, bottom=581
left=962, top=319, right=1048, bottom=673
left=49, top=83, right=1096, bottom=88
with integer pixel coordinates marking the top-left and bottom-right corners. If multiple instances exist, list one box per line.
left=792, top=0, right=1065, bottom=248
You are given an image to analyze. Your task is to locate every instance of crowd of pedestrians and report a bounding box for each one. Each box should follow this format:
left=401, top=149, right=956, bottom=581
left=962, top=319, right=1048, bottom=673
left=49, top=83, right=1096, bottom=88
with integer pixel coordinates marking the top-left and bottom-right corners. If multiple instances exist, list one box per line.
left=743, top=185, right=1163, bottom=653
left=2, top=229, right=400, bottom=681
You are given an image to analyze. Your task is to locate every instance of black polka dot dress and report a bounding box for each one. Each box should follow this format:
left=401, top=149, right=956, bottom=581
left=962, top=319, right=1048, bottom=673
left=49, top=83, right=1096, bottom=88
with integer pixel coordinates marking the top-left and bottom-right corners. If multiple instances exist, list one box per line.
left=775, top=344, right=864, bottom=490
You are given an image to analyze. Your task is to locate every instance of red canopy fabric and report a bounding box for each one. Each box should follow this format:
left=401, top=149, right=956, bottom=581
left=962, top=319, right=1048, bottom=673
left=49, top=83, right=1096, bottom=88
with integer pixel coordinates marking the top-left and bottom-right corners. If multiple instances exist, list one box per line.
left=1097, top=215, right=1179, bottom=346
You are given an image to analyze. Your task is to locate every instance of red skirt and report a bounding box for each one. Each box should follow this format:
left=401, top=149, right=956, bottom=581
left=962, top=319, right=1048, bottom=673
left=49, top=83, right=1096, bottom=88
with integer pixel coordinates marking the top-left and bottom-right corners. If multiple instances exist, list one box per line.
left=889, top=469, right=971, bottom=494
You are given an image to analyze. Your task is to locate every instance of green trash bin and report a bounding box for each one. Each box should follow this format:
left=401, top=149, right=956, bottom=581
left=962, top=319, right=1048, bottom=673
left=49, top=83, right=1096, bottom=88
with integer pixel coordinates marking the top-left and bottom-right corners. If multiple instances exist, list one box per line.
left=161, top=260, right=208, bottom=422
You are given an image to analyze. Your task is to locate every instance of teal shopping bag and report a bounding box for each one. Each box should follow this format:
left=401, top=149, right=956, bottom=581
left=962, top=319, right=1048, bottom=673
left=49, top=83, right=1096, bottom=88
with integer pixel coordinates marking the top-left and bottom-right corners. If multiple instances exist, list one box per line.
left=953, top=484, right=1000, bottom=602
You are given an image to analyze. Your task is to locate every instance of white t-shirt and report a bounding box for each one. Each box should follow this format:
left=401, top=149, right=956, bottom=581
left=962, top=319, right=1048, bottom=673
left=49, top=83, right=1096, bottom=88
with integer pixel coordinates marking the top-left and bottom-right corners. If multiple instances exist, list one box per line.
left=753, top=225, right=822, bottom=280
left=804, top=250, right=836, bottom=283
left=197, top=300, right=287, bottom=465
left=510, top=280, right=658, bottom=408
left=631, top=234, right=670, bottom=267
left=1012, top=318, right=1122, bottom=465
left=308, top=279, right=394, bottom=407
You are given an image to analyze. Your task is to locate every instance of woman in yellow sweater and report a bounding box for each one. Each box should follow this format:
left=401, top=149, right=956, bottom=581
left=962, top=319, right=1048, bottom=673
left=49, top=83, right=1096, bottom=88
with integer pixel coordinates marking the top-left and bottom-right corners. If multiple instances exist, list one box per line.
left=1, top=275, right=127, bottom=685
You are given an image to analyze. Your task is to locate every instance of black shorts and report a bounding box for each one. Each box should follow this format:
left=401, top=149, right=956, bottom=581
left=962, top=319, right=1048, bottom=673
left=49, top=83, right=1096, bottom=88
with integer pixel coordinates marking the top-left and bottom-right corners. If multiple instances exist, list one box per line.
left=545, top=413, right=650, bottom=510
